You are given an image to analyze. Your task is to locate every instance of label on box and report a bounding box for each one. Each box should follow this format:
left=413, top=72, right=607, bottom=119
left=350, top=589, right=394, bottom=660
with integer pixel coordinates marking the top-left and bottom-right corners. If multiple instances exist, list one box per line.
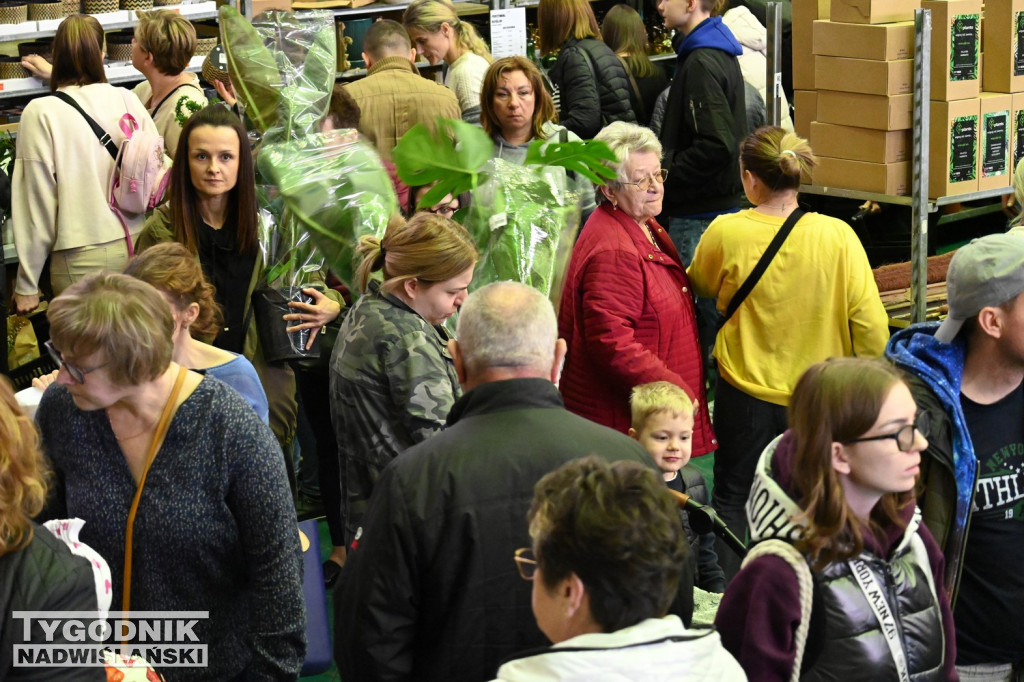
left=1017, top=12, right=1024, bottom=77
left=1016, top=110, right=1024, bottom=168
left=983, top=111, right=1009, bottom=177
left=950, top=115, right=978, bottom=182
left=950, top=14, right=979, bottom=82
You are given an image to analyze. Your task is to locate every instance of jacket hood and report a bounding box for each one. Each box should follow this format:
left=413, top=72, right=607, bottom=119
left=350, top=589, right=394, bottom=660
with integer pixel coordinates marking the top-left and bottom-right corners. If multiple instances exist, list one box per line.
left=886, top=323, right=977, bottom=539
left=678, top=17, right=744, bottom=58
left=748, top=432, right=920, bottom=559
left=722, top=6, right=765, bottom=53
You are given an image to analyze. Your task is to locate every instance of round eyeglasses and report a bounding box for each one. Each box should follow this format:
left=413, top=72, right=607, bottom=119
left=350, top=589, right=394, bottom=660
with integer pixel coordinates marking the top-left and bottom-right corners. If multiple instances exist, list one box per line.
left=845, top=411, right=930, bottom=452
left=44, top=340, right=109, bottom=384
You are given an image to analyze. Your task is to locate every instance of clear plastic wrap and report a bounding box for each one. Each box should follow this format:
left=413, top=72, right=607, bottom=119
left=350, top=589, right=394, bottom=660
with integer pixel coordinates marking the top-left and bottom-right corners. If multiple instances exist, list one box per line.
left=465, top=157, right=582, bottom=302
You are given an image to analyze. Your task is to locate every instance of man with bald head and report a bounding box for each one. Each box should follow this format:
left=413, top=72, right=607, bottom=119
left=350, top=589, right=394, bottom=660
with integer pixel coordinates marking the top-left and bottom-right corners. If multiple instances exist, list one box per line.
left=335, top=281, right=682, bottom=682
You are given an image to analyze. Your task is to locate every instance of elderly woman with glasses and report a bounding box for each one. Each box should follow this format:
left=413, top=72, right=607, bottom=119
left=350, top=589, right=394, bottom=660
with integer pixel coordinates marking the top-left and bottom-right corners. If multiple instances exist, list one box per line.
left=36, top=272, right=306, bottom=681
left=495, top=456, right=744, bottom=680
left=557, top=121, right=714, bottom=453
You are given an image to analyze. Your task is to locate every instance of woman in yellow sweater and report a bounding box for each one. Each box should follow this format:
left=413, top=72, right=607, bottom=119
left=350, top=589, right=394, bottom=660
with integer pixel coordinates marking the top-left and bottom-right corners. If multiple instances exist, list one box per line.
left=686, top=125, right=889, bottom=579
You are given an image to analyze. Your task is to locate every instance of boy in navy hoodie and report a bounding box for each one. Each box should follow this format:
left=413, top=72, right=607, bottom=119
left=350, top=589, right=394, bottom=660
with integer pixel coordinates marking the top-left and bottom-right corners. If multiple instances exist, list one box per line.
left=656, top=0, right=746, bottom=266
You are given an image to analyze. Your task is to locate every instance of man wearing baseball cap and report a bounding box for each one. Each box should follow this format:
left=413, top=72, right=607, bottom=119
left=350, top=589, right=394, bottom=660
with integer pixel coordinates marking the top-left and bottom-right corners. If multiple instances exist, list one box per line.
left=887, top=232, right=1024, bottom=681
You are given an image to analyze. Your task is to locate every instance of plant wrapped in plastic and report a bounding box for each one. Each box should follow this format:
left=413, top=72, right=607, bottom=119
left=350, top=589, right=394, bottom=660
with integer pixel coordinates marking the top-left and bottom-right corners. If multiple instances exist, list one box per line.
left=394, top=120, right=616, bottom=302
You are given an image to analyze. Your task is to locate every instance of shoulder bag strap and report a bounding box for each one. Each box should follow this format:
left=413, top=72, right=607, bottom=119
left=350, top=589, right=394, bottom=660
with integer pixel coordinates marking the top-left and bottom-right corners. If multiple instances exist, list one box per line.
left=121, top=365, right=189, bottom=615
left=616, top=55, right=647, bottom=123
left=743, top=539, right=814, bottom=682
left=150, top=82, right=197, bottom=118
left=51, top=91, right=118, bottom=160
left=720, top=207, right=805, bottom=328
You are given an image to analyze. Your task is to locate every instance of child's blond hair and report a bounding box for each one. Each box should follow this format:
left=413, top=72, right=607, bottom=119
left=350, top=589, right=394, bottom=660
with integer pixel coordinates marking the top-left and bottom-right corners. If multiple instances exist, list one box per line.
left=629, top=381, right=694, bottom=431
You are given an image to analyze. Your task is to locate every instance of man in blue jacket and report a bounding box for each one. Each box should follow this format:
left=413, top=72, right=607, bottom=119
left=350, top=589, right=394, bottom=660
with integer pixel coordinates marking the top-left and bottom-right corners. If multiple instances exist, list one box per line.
left=656, top=0, right=746, bottom=266
left=887, top=233, right=1024, bottom=680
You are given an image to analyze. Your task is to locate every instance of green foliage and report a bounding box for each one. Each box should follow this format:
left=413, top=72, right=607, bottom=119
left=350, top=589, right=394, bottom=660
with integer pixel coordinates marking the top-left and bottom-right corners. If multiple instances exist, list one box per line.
left=523, top=138, right=618, bottom=185
left=219, top=6, right=281, bottom=134
left=393, top=120, right=494, bottom=209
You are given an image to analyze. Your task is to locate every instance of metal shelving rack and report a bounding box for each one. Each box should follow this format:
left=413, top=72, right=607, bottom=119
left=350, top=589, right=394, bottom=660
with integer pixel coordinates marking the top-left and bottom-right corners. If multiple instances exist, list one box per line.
left=796, top=8, right=1013, bottom=323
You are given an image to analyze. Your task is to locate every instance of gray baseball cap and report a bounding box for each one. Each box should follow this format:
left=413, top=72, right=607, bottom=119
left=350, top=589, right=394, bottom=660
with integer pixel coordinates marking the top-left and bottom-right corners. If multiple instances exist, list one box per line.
left=934, top=232, right=1024, bottom=343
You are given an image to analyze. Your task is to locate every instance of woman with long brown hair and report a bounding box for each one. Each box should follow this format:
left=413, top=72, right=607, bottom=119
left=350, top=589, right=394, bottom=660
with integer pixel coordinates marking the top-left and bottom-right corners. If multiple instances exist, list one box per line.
left=601, top=4, right=668, bottom=126
left=715, top=358, right=957, bottom=682
left=12, top=14, right=159, bottom=315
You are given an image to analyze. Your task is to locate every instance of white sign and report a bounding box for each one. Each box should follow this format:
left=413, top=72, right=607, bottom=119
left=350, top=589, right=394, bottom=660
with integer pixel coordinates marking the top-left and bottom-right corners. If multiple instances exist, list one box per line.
left=490, top=8, right=527, bottom=58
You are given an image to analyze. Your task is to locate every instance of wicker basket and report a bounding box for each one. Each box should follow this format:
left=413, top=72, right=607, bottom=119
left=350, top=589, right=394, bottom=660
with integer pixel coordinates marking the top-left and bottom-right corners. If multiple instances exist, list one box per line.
left=201, top=43, right=228, bottom=84
left=17, top=40, right=52, bottom=60
left=119, top=0, right=151, bottom=9
left=106, top=29, right=133, bottom=62
left=0, top=1, right=27, bottom=23
left=193, top=23, right=218, bottom=57
left=0, top=57, right=28, bottom=79
left=28, top=0, right=61, bottom=19
left=82, top=0, right=117, bottom=12
left=61, top=0, right=78, bottom=14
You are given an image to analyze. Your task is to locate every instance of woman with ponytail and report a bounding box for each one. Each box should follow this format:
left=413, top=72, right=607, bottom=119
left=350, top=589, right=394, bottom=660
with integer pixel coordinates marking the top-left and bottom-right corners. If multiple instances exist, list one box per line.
left=330, top=212, right=477, bottom=543
left=403, top=0, right=492, bottom=123
left=686, top=126, right=889, bottom=579
left=715, top=358, right=957, bottom=682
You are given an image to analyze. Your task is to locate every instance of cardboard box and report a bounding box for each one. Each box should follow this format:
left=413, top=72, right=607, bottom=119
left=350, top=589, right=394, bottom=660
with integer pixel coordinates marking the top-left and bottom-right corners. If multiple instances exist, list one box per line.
left=815, top=56, right=914, bottom=95
left=816, top=91, right=913, bottom=130
left=812, top=157, right=911, bottom=195
left=930, top=98, right=980, bottom=197
left=979, top=93, right=1013, bottom=189
left=793, top=0, right=821, bottom=90
left=1013, top=92, right=1024, bottom=171
left=809, top=122, right=912, bottom=163
left=923, top=0, right=982, bottom=101
left=812, top=20, right=914, bottom=60
left=830, top=0, right=919, bottom=24
left=794, top=90, right=816, bottom=139
left=982, top=0, right=1024, bottom=93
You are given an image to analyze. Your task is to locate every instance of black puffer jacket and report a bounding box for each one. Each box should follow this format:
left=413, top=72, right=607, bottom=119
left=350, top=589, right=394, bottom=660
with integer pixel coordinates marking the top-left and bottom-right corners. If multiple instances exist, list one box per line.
left=548, top=37, right=637, bottom=139
left=0, top=522, right=103, bottom=681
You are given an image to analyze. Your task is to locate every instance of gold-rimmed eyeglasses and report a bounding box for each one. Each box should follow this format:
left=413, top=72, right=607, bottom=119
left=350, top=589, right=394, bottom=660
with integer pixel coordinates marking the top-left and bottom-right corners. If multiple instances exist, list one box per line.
left=621, top=169, right=668, bottom=192
left=513, top=547, right=536, bottom=581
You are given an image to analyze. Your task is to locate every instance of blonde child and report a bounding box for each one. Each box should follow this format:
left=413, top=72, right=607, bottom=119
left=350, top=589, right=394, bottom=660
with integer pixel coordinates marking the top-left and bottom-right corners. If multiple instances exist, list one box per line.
left=630, top=381, right=726, bottom=593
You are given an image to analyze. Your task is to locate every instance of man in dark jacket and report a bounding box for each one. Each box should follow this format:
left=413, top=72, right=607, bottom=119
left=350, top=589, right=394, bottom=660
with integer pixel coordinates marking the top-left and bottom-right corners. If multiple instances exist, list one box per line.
left=886, top=233, right=1024, bottom=680
left=656, top=0, right=746, bottom=265
left=334, top=281, right=692, bottom=682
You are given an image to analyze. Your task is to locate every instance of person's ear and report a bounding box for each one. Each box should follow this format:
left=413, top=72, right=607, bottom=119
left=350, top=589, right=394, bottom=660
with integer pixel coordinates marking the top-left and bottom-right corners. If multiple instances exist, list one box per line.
left=977, top=306, right=1003, bottom=338
left=551, top=338, right=567, bottom=385
left=181, top=302, right=201, bottom=329
left=627, top=427, right=639, bottom=441
left=599, top=184, right=617, bottom=206
left=361, top=52, right=372, bottom=67
left=831, top=441, right=851, bottom=476
left=449, top=339, right=468, bottom=385
left=409, top=47, right=418, bottom=63
left=403, top=277, right=419, bottom=301
left=564, top=572, right=587, bottom=617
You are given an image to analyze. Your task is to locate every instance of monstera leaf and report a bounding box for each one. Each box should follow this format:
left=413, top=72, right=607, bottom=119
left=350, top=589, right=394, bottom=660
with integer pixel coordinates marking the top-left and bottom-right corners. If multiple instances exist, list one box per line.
left=523, top=138, right=619, bottom=185
left=219, top=6, right=281, bottom=134
left=392, top=119, right=494, bottom=209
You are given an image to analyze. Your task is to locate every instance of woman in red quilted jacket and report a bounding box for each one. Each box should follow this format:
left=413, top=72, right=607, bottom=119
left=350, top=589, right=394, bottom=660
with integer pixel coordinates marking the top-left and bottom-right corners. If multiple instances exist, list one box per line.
left=557, top=121, right=715, bottom=458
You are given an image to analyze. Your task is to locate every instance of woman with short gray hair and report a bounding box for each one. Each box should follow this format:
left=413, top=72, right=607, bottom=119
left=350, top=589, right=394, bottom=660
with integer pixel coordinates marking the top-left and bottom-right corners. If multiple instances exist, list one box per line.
left=557, top=121, right=715, bottom=454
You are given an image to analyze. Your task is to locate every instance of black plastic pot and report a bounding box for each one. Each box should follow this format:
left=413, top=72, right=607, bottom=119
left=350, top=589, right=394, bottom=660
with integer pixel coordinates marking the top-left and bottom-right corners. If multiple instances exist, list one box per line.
left=252, top=286, right=321, bottom=363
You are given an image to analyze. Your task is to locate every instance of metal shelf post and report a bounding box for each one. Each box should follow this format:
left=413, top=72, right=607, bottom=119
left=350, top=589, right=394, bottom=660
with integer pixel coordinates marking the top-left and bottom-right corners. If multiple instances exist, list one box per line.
left=911, top=7, right=931, bottom=323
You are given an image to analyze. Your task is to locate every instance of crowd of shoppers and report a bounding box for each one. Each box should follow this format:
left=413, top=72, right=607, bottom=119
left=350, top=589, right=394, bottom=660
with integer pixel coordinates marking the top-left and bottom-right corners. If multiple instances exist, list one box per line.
left=6, top=4, right=1014, bottom=682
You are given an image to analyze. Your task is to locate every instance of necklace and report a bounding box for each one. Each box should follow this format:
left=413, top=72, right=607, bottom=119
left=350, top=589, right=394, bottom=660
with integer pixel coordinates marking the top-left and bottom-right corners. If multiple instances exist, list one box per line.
left=758, top=201, right=797, bottom=212
left=112, top=416, right=157, bottom=442
left=639, top=220, right=660, bottom=249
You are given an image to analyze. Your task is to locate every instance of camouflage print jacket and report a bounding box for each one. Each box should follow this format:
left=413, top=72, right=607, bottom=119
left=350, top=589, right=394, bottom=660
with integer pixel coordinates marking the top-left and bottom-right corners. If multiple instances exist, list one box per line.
left=330, top=280, right=461, bottom=539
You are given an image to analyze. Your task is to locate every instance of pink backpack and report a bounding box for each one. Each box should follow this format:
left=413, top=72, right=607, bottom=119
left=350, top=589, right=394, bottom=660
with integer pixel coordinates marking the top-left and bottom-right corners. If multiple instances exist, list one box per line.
left=53, top=90, right=171, bottom=256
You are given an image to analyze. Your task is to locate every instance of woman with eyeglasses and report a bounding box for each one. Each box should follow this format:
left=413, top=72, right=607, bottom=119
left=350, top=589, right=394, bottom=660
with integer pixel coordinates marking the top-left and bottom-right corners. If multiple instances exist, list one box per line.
left=35, top=272, right=306, bottom=681
left=686, top=126, right=889, bottom=580
left=715, top=357, right=957, bottom=682
left=557, top=122, right=714, bottom=452
left=495, top=456, right=744, bottom=680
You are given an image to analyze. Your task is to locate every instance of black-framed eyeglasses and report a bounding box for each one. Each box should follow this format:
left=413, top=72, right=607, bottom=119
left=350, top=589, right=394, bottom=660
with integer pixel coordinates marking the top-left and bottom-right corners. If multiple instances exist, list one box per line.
left=514, top=547, right=536, bottom=581
left=44, top=340, right=109, bottom=384
left=845, top=411, right=930, bottom=452
left=428, top=200, right=459, bottom=218
left=621, top=169, right=668, bottom=192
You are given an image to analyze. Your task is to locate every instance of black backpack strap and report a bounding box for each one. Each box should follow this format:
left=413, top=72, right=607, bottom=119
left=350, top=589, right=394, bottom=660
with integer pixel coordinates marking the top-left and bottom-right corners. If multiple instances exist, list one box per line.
left=150, top=81, right=199, bottom=118
left=51, top=91, right=118, bottom=160
left=720, top=207, right=805, bottom=328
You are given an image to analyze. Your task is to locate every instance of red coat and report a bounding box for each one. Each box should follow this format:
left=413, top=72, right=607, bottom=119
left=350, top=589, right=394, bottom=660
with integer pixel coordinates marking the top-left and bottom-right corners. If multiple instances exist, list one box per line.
left=557, top=202, right=716, bottom=455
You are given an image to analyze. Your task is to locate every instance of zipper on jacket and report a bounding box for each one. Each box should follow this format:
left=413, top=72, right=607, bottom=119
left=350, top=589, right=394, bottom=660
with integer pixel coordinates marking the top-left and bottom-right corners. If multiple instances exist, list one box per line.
left=690, top=100, right=699, bottom=132
left=882, top=564, right=908, bottom=653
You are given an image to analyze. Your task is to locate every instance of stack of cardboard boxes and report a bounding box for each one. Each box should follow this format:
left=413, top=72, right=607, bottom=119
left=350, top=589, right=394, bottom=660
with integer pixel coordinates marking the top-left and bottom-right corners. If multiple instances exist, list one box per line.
left=796, top=0, right=919, bottom=195
left=794, top=0, right=1019, bottom=199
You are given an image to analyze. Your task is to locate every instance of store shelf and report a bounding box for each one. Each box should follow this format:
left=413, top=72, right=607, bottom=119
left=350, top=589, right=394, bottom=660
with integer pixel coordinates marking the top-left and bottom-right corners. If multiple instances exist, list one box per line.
left=0, top=54, right=204, bottom=100
left=329, top=0, right=486, bottom=17
left=650, top=53, right=674, bottom=63
left=798, top=184, right=1013, bottom=211
left=337, top=59, right=434, bottom=78
left=0, top=2, right=217, bottom=42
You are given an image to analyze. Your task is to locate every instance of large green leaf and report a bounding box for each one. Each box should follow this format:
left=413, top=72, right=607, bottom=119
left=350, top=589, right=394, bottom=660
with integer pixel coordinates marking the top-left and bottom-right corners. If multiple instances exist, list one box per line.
left=219, top=6, right=282, bottom=134
left=393, top=119, right=494, bottom=209
left=523, top=138, right=619, bottom=185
